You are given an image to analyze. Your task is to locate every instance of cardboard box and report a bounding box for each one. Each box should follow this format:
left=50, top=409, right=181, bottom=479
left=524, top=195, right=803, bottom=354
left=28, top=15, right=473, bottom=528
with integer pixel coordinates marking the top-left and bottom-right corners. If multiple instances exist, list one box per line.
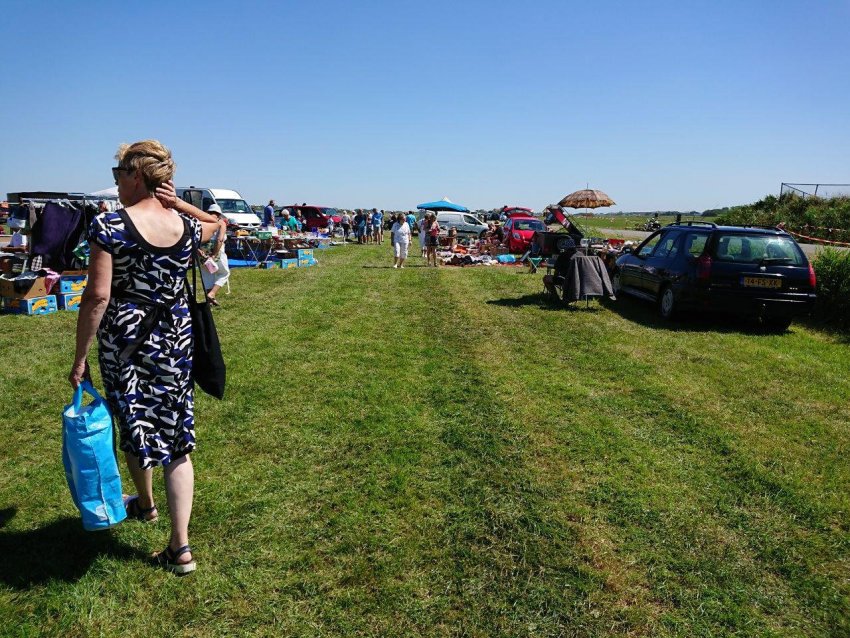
left=298, top=257, right=318, bottom=267
left=3, top=295, right=58, bottom=315
left=297, top=249, right=314, bottom=260
left=0, top=275, right=48, bottom=299
left=59, top=270, right=87, bottom=293
left=60, top=293, right=82, bottom=311
left=278, top=258, right=299, bottom=269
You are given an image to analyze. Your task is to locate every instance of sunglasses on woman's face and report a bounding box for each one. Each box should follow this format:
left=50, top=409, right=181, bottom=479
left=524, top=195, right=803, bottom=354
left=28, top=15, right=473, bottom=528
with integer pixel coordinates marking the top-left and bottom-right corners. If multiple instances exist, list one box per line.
left=111, top=166, right=133, bottom=182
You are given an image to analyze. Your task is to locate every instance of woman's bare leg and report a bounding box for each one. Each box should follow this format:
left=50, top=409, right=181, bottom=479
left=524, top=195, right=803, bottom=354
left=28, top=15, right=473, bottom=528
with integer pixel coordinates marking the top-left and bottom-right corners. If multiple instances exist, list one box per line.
left=124, top=451, right=154, bottom=510
left=164, top=454, right=194, bottom=561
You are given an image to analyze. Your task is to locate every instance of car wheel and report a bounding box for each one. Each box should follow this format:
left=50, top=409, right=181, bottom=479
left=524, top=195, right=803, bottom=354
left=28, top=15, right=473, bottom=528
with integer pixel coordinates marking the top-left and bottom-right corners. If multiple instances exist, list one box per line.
left=611, top=270, right=621, bottom=294
left=658, top=285, right=677, bottom=320
left=760, top=316, right=792, bottom=333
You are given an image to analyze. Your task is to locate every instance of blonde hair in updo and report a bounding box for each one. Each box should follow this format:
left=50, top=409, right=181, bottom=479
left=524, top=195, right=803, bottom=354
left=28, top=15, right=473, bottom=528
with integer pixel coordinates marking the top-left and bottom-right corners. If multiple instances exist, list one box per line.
left=115, top=140, right=176, bottom=193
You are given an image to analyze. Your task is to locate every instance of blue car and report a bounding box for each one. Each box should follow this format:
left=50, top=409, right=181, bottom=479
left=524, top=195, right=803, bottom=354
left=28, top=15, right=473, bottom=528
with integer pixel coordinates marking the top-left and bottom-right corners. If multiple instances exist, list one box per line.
left=613, top=222, right=816, bottom=331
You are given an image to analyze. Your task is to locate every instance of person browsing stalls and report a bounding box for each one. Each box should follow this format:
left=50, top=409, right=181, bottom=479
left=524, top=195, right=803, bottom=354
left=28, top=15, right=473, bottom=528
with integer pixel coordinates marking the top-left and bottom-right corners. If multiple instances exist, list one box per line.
left=69, top=140, right=221, bottom=575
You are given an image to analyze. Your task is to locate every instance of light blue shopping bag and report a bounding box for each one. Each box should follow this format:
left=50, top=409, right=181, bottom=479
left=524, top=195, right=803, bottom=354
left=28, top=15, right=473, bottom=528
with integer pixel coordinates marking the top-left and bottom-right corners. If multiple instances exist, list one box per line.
left=62, top=381, right=127, bottom=530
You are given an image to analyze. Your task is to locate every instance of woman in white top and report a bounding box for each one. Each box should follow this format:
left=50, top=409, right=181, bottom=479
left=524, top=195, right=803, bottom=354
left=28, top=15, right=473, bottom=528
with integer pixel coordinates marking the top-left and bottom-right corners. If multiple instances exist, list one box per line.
left=390, top=212, right=411, bottom=269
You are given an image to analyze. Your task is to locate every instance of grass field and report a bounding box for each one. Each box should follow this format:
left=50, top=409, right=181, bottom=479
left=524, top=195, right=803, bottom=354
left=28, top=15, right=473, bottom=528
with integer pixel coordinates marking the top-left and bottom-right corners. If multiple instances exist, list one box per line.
left=1, top=243, right=848, bottom=637
left=576, top=215, right=702, bottom=234
left=573, top=214, right=648, bottom=232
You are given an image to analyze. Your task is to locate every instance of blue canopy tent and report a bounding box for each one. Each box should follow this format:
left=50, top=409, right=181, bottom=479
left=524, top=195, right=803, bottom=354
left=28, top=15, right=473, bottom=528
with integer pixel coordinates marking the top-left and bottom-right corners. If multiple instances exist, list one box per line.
left=416, top=197, right=469, bottom=213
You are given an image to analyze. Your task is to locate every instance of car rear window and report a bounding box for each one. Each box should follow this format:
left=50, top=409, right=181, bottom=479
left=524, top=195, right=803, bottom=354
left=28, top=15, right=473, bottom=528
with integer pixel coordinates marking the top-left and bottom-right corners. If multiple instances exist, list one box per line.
left=712, top=234, right=805, bottom=265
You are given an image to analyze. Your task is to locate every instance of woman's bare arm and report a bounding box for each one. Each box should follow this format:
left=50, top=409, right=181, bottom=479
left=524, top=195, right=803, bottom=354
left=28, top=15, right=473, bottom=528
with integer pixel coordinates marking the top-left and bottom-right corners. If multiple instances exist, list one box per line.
left=155, top=180, right=222, bottom=243
left=69, top=244, right=112, bottom=388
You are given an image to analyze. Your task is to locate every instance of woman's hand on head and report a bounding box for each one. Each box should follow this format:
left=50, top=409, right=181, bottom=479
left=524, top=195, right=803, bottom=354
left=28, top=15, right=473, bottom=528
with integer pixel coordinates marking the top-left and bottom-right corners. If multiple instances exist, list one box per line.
left=155, top=180, right=178, bottom=209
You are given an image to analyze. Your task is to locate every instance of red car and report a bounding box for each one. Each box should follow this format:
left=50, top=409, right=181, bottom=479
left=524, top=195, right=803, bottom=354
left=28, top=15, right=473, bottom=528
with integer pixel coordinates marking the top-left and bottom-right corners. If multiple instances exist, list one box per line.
left=503, top=206, right=534, bottom=218
left=502, top=214, right=546, bottom=253
left=283, top=205, right=341, bottom=231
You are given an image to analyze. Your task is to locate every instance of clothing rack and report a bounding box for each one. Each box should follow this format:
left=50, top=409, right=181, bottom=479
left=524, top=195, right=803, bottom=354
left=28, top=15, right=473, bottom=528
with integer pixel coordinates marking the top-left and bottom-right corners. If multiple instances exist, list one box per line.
left=17, top=197, right=90, bottom=206
left=6, top=195, right=95, bottom=271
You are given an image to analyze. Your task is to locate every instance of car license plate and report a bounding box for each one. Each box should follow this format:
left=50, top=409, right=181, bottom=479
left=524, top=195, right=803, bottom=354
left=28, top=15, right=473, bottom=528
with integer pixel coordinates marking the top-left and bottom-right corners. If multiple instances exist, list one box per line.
left=742, top=276, right=782, bottom=289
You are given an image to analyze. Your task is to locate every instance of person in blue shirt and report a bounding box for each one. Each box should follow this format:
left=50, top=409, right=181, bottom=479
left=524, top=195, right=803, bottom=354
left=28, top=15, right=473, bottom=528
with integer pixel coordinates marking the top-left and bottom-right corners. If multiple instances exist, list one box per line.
left=371, top=208, right=384, bottom=245
left=354, top=210, right=367, bottom=244
left=263, top=200, right=276, bottom=228
left=405, top=211, right=417, bottom=236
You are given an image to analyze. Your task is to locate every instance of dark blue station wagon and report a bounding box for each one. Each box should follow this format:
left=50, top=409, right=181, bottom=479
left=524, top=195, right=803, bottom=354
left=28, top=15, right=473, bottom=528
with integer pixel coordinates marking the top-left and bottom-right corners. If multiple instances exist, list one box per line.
left=613, top=222, right=817, bottom=330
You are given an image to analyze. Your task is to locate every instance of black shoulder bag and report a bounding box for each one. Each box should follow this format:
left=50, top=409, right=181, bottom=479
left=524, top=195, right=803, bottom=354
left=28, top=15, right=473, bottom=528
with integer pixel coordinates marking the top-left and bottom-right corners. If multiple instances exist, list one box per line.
left=187, top=229, right=226, bottom=399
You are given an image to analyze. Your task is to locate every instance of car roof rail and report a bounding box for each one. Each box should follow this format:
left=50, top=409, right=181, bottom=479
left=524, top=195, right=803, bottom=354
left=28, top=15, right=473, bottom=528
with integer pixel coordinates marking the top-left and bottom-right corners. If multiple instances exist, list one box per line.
left=665, top=221, right=717, bottom=228
left=741, top=224, right=784, bottom=231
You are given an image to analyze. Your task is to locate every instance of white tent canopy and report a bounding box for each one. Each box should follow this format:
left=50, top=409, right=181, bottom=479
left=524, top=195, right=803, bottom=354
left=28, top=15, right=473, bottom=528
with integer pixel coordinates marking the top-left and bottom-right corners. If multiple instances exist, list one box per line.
left=88, top=186, right=118, bottom=198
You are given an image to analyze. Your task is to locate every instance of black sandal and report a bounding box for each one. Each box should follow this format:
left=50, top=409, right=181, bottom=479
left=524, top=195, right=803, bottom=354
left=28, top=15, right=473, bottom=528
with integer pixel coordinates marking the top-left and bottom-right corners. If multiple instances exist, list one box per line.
left=123, top=495, right=158, bottom=523
left=154, top=544, right=196, bottom=575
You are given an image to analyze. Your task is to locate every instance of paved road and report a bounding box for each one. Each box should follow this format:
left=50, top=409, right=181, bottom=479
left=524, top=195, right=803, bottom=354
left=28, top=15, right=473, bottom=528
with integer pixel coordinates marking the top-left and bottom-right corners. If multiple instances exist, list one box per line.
left=593, top=228, right=845, bottom=258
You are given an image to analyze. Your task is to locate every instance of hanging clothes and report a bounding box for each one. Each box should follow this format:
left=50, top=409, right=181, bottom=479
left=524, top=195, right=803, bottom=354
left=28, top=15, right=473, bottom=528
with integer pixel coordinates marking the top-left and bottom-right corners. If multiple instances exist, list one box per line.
left=29, top=202, right=84, bottom=272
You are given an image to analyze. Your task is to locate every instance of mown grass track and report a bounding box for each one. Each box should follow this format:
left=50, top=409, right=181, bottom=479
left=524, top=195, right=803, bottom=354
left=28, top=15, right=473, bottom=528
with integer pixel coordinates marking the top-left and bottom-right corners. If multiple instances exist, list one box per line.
left=0, top=243, right=847, bottom=637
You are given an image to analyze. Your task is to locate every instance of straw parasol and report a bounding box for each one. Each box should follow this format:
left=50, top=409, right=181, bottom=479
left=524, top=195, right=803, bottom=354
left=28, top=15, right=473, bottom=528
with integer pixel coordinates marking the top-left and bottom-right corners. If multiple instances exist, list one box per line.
left=558, top=189, right=615, bottom=209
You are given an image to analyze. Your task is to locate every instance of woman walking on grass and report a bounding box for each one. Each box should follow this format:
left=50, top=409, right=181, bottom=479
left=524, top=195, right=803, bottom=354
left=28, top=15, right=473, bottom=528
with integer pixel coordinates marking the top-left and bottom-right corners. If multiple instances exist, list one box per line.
left=69, top=140, right=220, bottom=575
left=418, top=214, right=427, bottom=258
left=340, top=211, right=351, bottom=241
left=425, top=212, right=441, bottom=267
left=390, top=212, right=411, bottom=269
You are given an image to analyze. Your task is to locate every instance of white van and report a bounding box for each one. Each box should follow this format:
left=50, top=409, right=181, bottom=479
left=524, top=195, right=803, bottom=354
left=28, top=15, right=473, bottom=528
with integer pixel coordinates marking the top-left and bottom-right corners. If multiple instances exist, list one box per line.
left=176, top=187, right=262, bottom=231
left=435, top=212, right=489, bottom=238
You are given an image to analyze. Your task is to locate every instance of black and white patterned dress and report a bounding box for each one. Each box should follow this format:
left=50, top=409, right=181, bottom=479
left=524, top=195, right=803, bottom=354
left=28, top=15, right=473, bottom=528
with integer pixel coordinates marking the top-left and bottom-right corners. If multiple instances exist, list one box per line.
left=88, top=209, right=201, bottom=469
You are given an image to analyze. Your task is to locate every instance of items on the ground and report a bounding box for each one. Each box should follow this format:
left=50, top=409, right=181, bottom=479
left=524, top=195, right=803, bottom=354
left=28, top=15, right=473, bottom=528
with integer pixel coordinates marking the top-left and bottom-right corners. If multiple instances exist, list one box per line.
left=0, top=268, right=87, bottom=315
left=224, top=229, right=327, bottom=268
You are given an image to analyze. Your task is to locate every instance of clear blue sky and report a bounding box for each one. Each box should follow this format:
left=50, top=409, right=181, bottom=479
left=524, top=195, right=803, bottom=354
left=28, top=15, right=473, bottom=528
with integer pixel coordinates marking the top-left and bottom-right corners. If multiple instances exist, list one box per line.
left=2, top=0, right=848, bottom=212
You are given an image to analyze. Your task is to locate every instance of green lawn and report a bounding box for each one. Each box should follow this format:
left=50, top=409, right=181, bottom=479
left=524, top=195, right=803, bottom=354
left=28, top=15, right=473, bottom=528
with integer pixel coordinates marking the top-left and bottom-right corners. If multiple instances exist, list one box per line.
left=577, top=215, right=703, bottom=234
left=574, top=214, right=647, bottom=232
left=1, top=244, right=848, bottom=637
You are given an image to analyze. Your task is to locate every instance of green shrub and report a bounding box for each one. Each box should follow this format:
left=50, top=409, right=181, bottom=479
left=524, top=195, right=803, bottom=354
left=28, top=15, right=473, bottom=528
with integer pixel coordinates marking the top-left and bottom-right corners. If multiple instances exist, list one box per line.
left=717, top=195, right=850, bottom=243
left=812, top=248, right=850, bottom=330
